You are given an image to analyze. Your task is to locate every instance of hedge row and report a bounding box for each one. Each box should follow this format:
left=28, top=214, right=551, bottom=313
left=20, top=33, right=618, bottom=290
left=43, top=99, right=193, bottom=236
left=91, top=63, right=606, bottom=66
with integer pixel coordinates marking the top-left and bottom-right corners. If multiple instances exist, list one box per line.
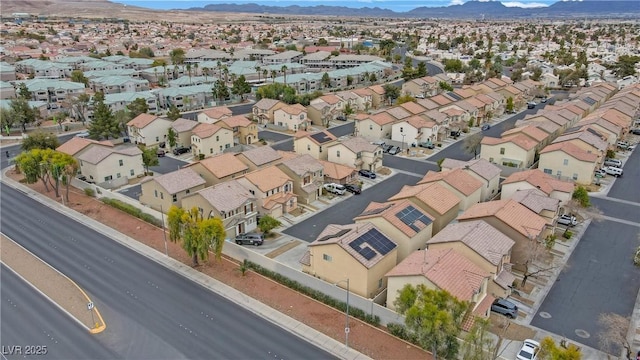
left=100, top=197, right=162, bottom=227
left=246, top=261, right=380, bottom=326
left=387, top=322, right=421, bottom=348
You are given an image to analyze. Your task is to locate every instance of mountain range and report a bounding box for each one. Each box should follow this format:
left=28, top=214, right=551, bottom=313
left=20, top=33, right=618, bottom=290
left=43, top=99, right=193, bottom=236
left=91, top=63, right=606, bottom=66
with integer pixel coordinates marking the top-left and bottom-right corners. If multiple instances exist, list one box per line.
left=193, top=1, right=640, bottom=19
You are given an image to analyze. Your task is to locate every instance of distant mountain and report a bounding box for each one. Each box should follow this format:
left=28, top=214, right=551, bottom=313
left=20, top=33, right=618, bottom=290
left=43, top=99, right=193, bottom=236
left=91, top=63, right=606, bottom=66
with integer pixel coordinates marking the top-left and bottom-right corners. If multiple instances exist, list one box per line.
left=194, top=1, right=640, bottom=19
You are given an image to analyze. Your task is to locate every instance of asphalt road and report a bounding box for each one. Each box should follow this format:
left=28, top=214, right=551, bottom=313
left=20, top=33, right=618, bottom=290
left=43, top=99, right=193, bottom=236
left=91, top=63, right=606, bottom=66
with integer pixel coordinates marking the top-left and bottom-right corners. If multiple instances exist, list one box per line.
left=604, top=145, right=640, bottom=204
left=531, top=220, right=640, bottom=352
left=382, top=154, right=438, bottom=176
left=0, top=185, right=335, bottom=360
left=1, top=133, right=76, bottom=169
left=283, top=173, right=420, bottom=241
left=258, top=129, right=291, bottom=142
left=0, top=264, right=120, bottom=360
left=118, top=184, right=141, bottom=199
left=327, top=122, right=355, bottom=138
left=149, top=155, right=189, bottom=175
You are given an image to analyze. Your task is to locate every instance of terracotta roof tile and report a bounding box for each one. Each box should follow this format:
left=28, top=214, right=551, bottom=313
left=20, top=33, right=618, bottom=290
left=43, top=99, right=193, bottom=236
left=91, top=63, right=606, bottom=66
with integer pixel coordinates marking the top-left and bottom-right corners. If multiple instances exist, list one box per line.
left=153, top=168, right=206, bottom=194
left=457, top=199, right=546, bottom=238
left=418, top=168, right=483, bottom=196
left=509, top=189, right=560, bottom=214
left=540, top=141, right=598, bottom=162
left=241, top=166, right=291, bottom=192
left=192, top=123, right=224, bottom=139
left=220, top=115, right=252, bottom=128
left=127, top=113, right=159, bottom=129
left=318, top=159, right=357, bottom=180
left=200, top=106, right=232, bottom=120
left=171, top=118, right=199, bottom=133
left=240, top=146, right=282, bottom=166
left=389, top=182, right=460, bottom=215
left=192, top=179, right=255, bottom=212
left=502, top=169, right=574, bottom=195
left=193, top=153, right=248, bottom=178
left=56, top=137, right=113, bottom=156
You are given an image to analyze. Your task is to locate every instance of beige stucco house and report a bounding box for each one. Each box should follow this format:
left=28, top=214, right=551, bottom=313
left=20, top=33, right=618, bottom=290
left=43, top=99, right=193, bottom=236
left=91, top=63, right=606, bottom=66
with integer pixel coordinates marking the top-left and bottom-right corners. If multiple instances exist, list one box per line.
left=235, top=166, right=297, bottom=218
left=252, top=98, right=286, bottom=124
left=480, top=134, right=537, bottom=168
left=354, top=111, right=396, bottom=140
left=501, top=169, right=574, bottom=206
left=235, top=146, right=283, bottom=171
left=508, top=189, right=560, bottom=228
left=318, top=159, right=358, bottom=185
left=391, top=115, right=438, bottom=148
left=327, top=137, right=383, bottom=172
left=183, top=153, right=249, bottom=186
left=538, top=142, right=599, bottom=185
left=440, top=158, right=501, bottom=202
left=127, top=113, right=173, bottom=147
left=181, top=180, right=258, bottom=238
left=300, top=223, right=398, bottom=299
left=293, top=130, right=338, bottom=161
left=139, top=168, right=206, bottom=212
left=217, top=115, right=258, bottom=145
left=190, top=123, right=234, bottom=158
left=170, top=118, right=199, bottom=149
left=273, top=104, right=309, bottom=131
left=354, top=200, right=434, bottom=262
left=197, top=106, right=232, bottom=124
left=426, top=220, right=516, bottom=298
left=418, top=168, right=483, bottom=210
left=276, top=153, right=324, bottom=205
left=76, top=144, right=143, bottom=186
left=388, top=182, right=461, bottom=235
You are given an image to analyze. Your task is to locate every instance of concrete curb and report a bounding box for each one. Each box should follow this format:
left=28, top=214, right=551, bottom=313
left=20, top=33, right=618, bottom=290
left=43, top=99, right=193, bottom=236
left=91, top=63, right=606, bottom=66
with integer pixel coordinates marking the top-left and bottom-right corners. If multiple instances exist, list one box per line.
left=1, top=172, right=371, bottom=360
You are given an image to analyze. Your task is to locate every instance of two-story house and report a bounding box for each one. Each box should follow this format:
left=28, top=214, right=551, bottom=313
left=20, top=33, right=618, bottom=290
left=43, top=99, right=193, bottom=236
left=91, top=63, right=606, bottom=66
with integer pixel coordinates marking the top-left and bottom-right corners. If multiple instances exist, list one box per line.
left=217, top=115, right=258, bottom=145
left=197, top=106, right=233, bottom=124
left=293, top=130, right=338, bottom=161
left=183, top=153, right=249, bottom=186
left=440, top=158, right=501, bottom=202
left=354, top=111, right=397, bottom=140
left=252, top=98, right=286, bottom=124
left=501, top=169, right=574, bottom=206
left=236, top=166, right=297, bottom=218
left=327, top=137, right=383, bottom=172
left=190, top=123, right=234, bottom=158
left=127, top=113, right=173, bottom=147
left=480, top=134, right=537, bottom=169
left=170, top=118, right=199, bottom=149
left=181, top=180, right=258, bottom=238
left=273, top=104, right=309, bottom=131
left=76, top=145, right=144, bottom=187
left=276, top=153, right=324, bottom=204
left=391, top=115, right=438, bottom=148
left=139, top=168, right=206, bottom=212
left=538, top=142, right=599, bottom=185
left=418, top=169, right=483, bottom=210
left=235, top=146, right=283, bottom=171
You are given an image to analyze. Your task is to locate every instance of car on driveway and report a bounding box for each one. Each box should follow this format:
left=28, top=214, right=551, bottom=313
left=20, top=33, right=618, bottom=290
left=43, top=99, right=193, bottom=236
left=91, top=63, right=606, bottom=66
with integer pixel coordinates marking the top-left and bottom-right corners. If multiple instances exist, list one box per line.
left=323, top=183, right=346, bottom=195
left=382, top=144, right=393, bottom=153
left=630, top=128, right=640, bottom=135
left=156, top=149, right=166, bottom=157
left=418, top=142, right=435, bottom=149
left=481, top=124, right=491, bottom=131
left=527, top=102, right=537, bottom=109
left=557, top=214, right=577, bottom=226
left=603, top=166, right=623, bottom=177
left=344, top=184, right=361, bottom=195
left=387, top=146, right=401, bottom=155
left=173, top=146, right=190, bottom=155
left=235, top=233, right=264, bottom=246
left=517, top=339, right=540, bottom=360
left=491, top=298, right=518, bottom=319
left=604, top=158, right=622, bottom=168
left=359, top=169, right=377, bottom=179
left=594, top=169, right=606, bottom=178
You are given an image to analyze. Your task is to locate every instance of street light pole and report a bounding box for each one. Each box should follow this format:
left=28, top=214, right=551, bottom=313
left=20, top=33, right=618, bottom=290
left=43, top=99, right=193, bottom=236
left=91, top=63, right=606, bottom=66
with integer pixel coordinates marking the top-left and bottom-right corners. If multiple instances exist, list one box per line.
left=335, top=278, right=350, bottom=348
left=160, top=205, right=168, bottom=256
left=401, top=134, right=406, bottom=153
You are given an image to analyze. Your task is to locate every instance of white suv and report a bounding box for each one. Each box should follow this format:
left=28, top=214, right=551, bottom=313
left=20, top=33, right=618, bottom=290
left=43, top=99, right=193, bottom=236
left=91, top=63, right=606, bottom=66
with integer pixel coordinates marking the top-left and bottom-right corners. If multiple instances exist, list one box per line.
left=323, top=183, right=346, bottom=195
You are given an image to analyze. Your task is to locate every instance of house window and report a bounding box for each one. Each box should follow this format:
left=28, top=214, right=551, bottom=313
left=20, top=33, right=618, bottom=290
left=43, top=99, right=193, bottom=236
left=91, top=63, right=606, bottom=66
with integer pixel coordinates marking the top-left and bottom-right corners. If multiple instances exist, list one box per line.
left=572, top=173, right=578, bottom=180
left=489, top=157, right=494, bottom=163
left=336, top=150, right=340, bottom=158
left=156, top=136, right=159, bottom=142
left=119, top=159, right=124, bottom=166
left=154, top=190, right=158, bottom=197
left=323, top=254, right=332, bottom=262
left=172, top=194, right=177, bottom=202
left=369, top=124, right=373, bottom=130
left=216, top=135, right=219, bottom=141
left=400, top=127, right=404, bottom=133
left=557, top=170, right=562, bottom=177
left=307, top=144, right=311, bottom=151
left=563, top=159, right=569, bottom=166
left=130, top=169, right=134, bottom=176
left=499, top=148, right=505, bottom=155
left=378, top=278, right=383, bottom=289
left=105, top=175, right=112, bottom=181
left=544, top=168, right=552, bottom=174
left=116, top=173, right=121, bottom=178
left=186, top=189, right=190, bottom=194
left=210, top=148, right=214, bottom=154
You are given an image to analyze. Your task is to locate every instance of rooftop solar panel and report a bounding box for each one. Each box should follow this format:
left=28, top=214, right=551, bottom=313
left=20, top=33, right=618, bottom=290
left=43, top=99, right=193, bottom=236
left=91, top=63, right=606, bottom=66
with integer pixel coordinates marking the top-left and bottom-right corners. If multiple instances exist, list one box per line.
left=348, top=228, right=396, bottom=259
left=395, top=205, right=432, bottom=232
left=310, top=132, right=333, bottom=144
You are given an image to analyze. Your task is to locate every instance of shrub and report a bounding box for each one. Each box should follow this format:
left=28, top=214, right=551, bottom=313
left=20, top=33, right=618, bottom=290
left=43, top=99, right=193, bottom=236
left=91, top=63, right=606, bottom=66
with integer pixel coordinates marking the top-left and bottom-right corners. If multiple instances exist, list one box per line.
left=84, top=188, right=95, bottom=197
left=100, top=197, right=162, bottom=226
left=572, top=186, right=590, bottom=208
left=545, top=234, right=557, bottom=249
left=563, top=230, right=573, bottom=239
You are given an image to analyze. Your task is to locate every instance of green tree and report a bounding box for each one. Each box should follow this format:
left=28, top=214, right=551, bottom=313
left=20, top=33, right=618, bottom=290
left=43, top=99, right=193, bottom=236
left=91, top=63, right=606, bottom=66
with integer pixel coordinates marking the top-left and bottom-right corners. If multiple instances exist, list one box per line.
left=68, top=93, right=91, bottom=124
left=167, top=128, right=177, bottom=148
left=10, top=97, right=37, bottom=132
left=0, top=107, right=15, bottom=134
left=140, top=145, right=159, bottom=174
left=439, top=81, right=454, bottom=92
left=231, top=75, right=251, bottom=100
left=126, top=98, right=148, bottom=119
left=538, top=337, right=582, bottom=360
left=416, top=61, right=428, bottom=77
left=70, top=70, right=89, bottom=86
left=280, top=65, right=288, bottom=85
left=572, top=186, right=590, bottom=208
left=167, top=206, right=226, bottom=266
left=88, top=92, right=120, bottom=139
left=22, top=132, right=59, bottom=151
left=258, top=215, right=281, bottom=235
left=396, top=94, right=416, bottom=104
left=169, top=48, right=185, bottom=65
left=443, top=58, right=464, bottom=73
left=613, top=55, right=640, bottom=78
left=394, top=284, right=469, bottom=359
left=506, top=97, right=514, bottom=113
left=17, top=83, right=31, bottom=99
left=460, top=318, right=496, bottom=360
left=382, top=84, right=400, bottom=105
left=15, top=148, right=76, bottom=198
left=166, top=105, right=181, bottom=121
left=321, top=72, right=331, bottom=88
left=212, top=79, right=230, bottom=105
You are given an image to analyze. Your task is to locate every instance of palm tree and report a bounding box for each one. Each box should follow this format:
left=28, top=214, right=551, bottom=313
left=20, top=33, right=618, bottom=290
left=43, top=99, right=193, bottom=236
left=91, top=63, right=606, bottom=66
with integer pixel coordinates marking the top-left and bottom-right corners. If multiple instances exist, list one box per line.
left=186, top=63, right=192, bottom=85
left=202, top=67, right=209, bottom=82
left=222, top=65, right=229, bottom=84
left=263, top=69, right=268, bottom=83
left=281, top=65, right=288, bottom=85
left=255, top=65, right=262, bottom=82
left=271, top=70, right=277, bottom=83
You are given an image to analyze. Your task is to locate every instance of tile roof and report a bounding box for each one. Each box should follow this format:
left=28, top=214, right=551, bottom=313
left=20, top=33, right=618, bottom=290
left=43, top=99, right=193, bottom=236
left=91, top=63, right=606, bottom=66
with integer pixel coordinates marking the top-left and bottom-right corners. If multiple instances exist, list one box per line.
left=405, top=115, right=436, bottom=130
left=338, top=137, right=379, bottom=154
left=200, top=106, right=232, bottom=120
left=389, top=182, right=460, bottom=215
left=193, top=179, right=255, bottom=213
left=77, top=145, right=141, bottom=164
left=171, top=118, right=199, bottom=133
left=509, top=188, right=560, bottom=215
left=554, top=130, right=608, bottom=152
left=277, top=103, right=306, bottom=115
left=192, top=123, right=224, bottom=139
left=253, top=98, right=282, bottom=110
left=307, top=130, right=337, bottom=145
left=457, top=199, right=547, bottom=238
left=502, top=169, right=574, bottom=195
left=418, top=168, right=483, bottom=196
left=127, top=113, right=158, bottom=129
left=501, top=125, right=549, bottom=143
left=280, top=154, right=323, bottom=176
left=310, top=223, right=397, bottom=269
left=153, top=168, right=206, bottom=194
left=480, top=134, right=537, bottom=151
left=440, top=158, right=501, bottom=182
left=56, top=137, right=113, bottom=156
left=194, top=153, right=248, bottom=178
left=399, top=101, right=426, bottom=115
left=242, top=166, right=291, bottom=192
left=369, top=112, right=397, bottom=126
left=386, top=106, right=412, bottom=120
left=355, top=200, right=434, bottom=238
left=386, top=248, right=489, bottom=302
left=240, top=146, right=282, bottom=166
left=220, top=115, right=252, bottom=128
left=426, top=220, right=514, bottom=265
left=318, top=159, right=357, bottom=180
left=539, top=141, right=598, bottom=162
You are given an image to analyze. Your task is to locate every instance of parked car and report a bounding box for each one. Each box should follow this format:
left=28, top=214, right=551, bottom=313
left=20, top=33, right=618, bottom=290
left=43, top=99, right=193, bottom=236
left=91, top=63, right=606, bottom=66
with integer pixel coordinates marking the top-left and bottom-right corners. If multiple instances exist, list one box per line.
left=557, top=214, right=577, bottom=226
left=76, top=131, right=90, bottom=138
left=450, top=130, right=461, bottom=138
left=630, top=128, right=640, bottom=135
left=603, top=158, right=622, bottom=168
left=617, top=141, right=630, bottom=150
left=323, top=183, right=346, bottom=195
left=481, top=124, right=491, bottom=131
left=359, top=169, right=377, bottom=179
left=382, top=144, right=393, bottom=153
left=491, top=298, right=518, bottom=319
left=344, top=184, right=361, bottom=195
left=387, top=146, right=401, bottom=155
left=335, top=115, right=346, bottom=121
left=418, top=142, right=435, bottom=149
left=156, top=149, right=166, bottom=157
left=603, top=166, right=623, bottom=177
left=173, top=146, right=190, bottom=155
left=541, top=97, right=548, bottom=103
left=527, top=102, right=537, bottom=109
left=594, top=169, right=606, bottom=178
left=235, top=233, right=264, bottom=246
left=517, top=339, right=540, bottom=360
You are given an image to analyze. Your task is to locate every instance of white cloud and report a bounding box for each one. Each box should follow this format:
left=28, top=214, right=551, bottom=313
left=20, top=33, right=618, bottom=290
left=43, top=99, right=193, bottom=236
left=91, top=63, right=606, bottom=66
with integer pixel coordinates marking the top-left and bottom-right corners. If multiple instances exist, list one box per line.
left=502, top=1, right=549, bottom=7
left=449, top=0, right=465, bottom=5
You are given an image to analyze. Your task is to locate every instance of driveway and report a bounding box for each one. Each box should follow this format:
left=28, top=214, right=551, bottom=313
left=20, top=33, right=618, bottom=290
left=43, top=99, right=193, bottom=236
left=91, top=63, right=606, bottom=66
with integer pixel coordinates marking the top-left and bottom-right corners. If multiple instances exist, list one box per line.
left=119, top=184, right=142, bottom=200
left=150, top=155, right=189, bottom=175
left=283, top=173, right=420, bottom=242
left=259, top=130, right=291, bottom=142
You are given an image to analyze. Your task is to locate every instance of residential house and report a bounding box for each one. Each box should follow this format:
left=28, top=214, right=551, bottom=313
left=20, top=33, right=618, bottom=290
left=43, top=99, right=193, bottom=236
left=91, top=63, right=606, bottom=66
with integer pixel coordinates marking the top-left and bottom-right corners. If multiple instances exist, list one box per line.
left=103, top=91, right=158, bottom=115
left=217, top=115, right=258, bottom=145
left=501, top=169, right=574, bottom=206
left=457, top=199, right=548, bottom=267
left=426, top=220, right=515, bottom=298
left=273, top=104, right=309, bottom=131
left=183, top=153, right=249, bottom=186
left=391, top=115, right=438, bottom=148
left=236, top=166, right=297, bottom=218
left=440, top=158, right=501, bottom=201
left=480, top=134, right=537, bottom=168
left=318, top=159, right=358, bottom=185
left=354, top=111, right=397, bottom=140
left=181, top=180, right=258, bottom=238
left=402, top=75, right=439, bottom=98
left=301, top=223, right=398, bottom=299
left=197, top=106, right=233, bottom=124
left=90, top=76, right=150, bottom=94
left=501, top=125, right=551, bottom=152
left=388, top=182, right=461, bottom=235
left=127, top=113, right=173, bottom=147
left=507, top=189, right=560, bottom=227
left=293, top=130, right=338, bottom=161
left=56, top=137, right=114, bottom=158
left=386, top=248, right=492, bottom=325
left=252, top=98, right=286, bottom=124
left=354, top=200, right=434, bottom=261
left=276, top=154, right=324, bottom=204
left=139, top=168, right=207, bottom=212
left=367, top=85, right=386, bottom=109
left=76, top=145, right=144, bottom=186
left=235, top=146, right=283, bottom=171
left=190, top=123, right=234, bottom=158
left=308, top=94, right=344, bottom=126
left=538, top=142, right=599, bottom=184
left=576, top=116, right=623, bottom=145
left=170, top=118, right=199, bottom=149
left=327, top=137, right=383, bottom=171
left=554, top=128, right=608, bottom=164
left=418, top=169, right=483, bottom=210
left=262, top=50, right=303, bottom=65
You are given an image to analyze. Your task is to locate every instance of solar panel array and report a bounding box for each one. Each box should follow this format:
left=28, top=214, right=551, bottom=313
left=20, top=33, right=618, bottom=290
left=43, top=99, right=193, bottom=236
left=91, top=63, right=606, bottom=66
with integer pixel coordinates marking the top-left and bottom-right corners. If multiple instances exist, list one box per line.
left=310, top=132, right=333, bottom=144
left=348, top=228, right=396, bottom=261
left=395, top=205, right=432, bottom=232
left=582, top=97, right=596, bottom=106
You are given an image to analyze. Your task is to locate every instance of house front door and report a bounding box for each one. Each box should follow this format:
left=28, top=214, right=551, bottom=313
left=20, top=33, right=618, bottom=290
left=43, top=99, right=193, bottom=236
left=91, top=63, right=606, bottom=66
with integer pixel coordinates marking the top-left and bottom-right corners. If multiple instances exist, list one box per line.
left=237, top=223, right=243, bottom=235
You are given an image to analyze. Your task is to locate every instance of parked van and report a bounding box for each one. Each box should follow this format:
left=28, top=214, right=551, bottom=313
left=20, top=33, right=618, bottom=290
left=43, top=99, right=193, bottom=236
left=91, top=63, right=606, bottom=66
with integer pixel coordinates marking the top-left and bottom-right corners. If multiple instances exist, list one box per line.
left=323, top=183, right=346, bottom=195
left=235, top=233, right=264, bottom=246
left=604, top=166, right=623, bottom=177
left=604, top=158, right=622, bottom=168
